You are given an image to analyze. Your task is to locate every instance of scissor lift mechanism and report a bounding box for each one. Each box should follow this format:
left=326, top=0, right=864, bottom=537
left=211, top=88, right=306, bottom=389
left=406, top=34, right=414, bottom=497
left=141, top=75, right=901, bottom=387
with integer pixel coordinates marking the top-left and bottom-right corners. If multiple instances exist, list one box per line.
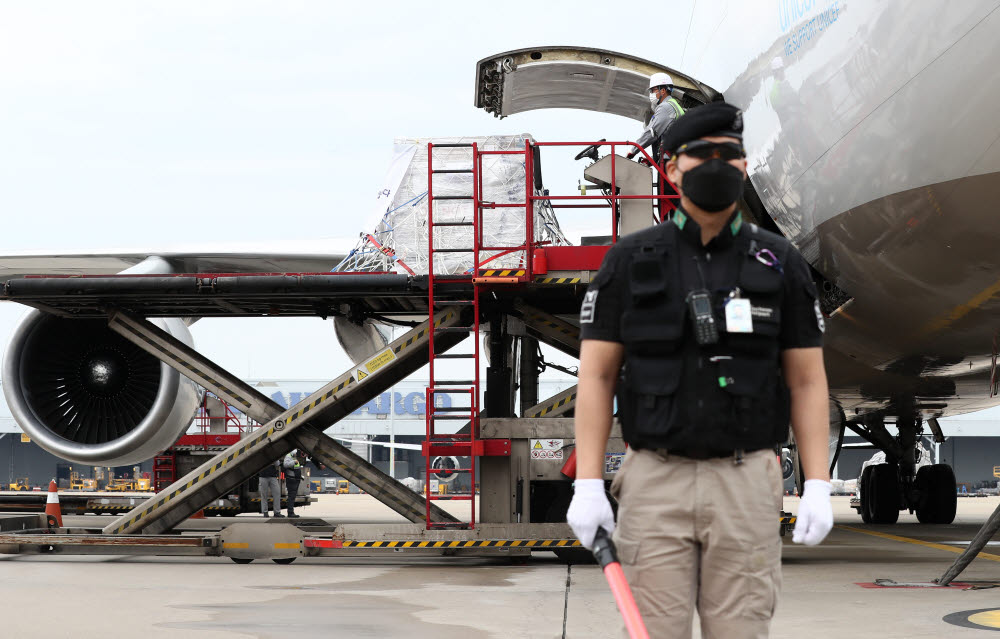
left=103, top=307, right=471, bottom=534
left=0, top=293, right=599, bottom=559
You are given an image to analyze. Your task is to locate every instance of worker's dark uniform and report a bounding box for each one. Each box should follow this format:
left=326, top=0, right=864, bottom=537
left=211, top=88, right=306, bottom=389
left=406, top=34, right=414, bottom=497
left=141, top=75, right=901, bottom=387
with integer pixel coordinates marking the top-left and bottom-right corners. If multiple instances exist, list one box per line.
left=284, top=455, right=305, bottom=517
left=580, top=208, right=823, bottom=639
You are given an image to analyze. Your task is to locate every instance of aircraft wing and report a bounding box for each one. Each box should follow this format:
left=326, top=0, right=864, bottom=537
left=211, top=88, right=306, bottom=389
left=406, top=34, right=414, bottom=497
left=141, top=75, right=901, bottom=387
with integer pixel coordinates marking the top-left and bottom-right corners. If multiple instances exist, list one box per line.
left=0, top=239, right=352, bottom=278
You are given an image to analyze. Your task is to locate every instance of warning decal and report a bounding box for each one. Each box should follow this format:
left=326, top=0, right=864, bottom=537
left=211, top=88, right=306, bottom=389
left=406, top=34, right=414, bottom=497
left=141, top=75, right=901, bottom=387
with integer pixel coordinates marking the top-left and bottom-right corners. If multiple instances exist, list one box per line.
left=605, top=453, right=625, bottom=474
left=530, top=439, right=564, bottom=460
left=356, top=348, right=396, bottom=384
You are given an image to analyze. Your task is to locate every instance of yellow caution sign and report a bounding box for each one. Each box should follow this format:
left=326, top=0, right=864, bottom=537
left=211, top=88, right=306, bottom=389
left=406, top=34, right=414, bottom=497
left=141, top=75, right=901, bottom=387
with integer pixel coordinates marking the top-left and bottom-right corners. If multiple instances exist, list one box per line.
left=355, top=347, right=396, bottom=384
left=533, top=440, right=542, bottom=449
left=20, top=433, right=30, bottom=443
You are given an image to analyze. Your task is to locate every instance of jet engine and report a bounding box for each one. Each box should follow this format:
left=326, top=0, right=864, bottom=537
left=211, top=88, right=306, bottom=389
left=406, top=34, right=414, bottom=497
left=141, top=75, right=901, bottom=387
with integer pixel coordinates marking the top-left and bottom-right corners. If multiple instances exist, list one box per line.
left=2, top=310, right=202, bottom=466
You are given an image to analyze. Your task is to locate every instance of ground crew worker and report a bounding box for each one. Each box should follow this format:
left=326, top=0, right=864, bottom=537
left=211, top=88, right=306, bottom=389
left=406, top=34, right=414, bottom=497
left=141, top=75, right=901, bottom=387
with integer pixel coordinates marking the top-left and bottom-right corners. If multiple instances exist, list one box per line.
left=627, top=72, right=685, bottom=164
left=258, top=459, right=282, bottom=518
left=568, top=101, right=833, bottom=639
left=283, top=450, right=307, bottom=518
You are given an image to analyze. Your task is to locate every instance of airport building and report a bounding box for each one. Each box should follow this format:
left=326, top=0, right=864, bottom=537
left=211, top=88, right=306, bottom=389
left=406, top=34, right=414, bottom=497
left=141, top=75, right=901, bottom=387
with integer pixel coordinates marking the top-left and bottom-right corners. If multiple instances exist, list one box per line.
left=0, top=378, right=578, bottom=490
left=3, top=377, right=999, bottom=491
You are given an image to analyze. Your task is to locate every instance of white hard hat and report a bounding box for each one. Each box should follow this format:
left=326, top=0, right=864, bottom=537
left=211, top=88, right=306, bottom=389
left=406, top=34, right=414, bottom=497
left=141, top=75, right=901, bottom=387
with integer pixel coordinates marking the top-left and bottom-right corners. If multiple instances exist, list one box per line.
left=648, top=72, right=673, bottom=90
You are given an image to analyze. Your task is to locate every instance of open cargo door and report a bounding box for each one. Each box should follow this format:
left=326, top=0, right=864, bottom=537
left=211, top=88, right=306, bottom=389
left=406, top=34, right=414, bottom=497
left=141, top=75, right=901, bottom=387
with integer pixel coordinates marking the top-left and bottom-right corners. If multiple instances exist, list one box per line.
left=474, top=47, right=720, bottom=121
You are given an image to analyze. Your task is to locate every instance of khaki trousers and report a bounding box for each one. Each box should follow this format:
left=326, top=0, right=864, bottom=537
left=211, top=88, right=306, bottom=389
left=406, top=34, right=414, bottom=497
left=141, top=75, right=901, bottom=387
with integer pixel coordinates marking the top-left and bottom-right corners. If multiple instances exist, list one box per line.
left=610, top=448, right=783, bottom=639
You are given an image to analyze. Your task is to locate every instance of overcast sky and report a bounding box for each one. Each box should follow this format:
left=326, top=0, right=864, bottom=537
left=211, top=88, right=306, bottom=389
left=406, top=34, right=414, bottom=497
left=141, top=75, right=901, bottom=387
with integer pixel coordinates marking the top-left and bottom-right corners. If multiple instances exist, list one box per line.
left=3, top=2, right=997, bottom=427
left=0, top=1, right=712, bottom=385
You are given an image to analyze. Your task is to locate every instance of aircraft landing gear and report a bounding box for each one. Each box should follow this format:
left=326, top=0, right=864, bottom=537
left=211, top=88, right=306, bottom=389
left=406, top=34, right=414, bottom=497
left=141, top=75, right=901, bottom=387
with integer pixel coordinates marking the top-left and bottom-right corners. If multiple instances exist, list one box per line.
left=850, top=412, right=957, bottom=525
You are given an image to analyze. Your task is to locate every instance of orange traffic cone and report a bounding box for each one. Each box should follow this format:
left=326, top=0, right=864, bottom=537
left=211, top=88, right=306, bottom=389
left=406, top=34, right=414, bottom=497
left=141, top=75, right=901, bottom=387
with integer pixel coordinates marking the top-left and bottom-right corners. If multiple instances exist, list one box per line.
left=189, top=509, right=206, bottom=519
left=45, top=479, right=63, bottom=527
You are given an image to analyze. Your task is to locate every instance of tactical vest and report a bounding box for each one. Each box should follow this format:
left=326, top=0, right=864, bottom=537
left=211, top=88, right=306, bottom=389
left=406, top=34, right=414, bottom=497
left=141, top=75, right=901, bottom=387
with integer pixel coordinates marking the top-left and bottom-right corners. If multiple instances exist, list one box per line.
left=615, top=219, right=791, bottom=452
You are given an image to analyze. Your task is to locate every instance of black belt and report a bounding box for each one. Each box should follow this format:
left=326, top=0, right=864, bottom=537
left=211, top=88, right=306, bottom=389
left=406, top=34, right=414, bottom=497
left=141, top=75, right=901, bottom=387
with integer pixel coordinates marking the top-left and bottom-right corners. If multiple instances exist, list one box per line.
left=642, top=446, right=767, bottom=460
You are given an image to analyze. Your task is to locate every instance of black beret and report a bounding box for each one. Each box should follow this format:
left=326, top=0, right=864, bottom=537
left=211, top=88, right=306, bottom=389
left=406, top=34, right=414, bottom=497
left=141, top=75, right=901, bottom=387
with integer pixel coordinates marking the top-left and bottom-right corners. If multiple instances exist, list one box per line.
left=662, top=101, right=744, bottom=156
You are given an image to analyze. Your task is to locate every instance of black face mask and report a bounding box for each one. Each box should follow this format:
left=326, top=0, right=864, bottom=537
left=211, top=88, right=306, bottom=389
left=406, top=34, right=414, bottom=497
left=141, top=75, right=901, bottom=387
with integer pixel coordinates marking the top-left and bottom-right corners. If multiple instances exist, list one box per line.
left=679, top=158, right=745, bottom=212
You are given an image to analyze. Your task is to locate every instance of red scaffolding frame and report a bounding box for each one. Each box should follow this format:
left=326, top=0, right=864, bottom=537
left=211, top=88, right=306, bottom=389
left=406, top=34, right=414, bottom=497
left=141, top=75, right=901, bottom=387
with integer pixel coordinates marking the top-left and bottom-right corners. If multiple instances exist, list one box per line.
left=422, top=140, right=679, bottom=529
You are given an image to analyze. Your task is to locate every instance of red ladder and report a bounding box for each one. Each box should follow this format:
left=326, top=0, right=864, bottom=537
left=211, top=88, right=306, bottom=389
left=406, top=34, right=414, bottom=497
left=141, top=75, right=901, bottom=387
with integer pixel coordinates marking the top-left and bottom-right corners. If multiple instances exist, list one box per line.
left=152, top=453, right=176, bottom=493
left=425, top=141, right=483, bottom=529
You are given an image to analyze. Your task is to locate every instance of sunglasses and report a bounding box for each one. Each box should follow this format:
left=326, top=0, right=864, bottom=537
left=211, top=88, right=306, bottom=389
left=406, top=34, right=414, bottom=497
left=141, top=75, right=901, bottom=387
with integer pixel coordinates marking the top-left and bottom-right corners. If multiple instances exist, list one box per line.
left=676, top=140, right=746, bottom=161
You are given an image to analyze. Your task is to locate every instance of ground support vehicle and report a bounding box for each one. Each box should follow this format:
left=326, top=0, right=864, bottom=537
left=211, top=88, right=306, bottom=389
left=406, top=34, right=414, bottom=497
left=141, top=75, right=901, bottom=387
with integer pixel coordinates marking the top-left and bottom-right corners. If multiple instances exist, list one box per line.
left=7, top=478, right=31, bottom=491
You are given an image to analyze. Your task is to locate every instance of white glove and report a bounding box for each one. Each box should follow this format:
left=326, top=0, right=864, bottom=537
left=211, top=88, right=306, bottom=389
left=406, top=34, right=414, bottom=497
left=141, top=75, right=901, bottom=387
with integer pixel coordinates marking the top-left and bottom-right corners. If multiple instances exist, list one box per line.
left=793, top=479, right=833, bottom=545
left=567, top=478, right=615, bottom=549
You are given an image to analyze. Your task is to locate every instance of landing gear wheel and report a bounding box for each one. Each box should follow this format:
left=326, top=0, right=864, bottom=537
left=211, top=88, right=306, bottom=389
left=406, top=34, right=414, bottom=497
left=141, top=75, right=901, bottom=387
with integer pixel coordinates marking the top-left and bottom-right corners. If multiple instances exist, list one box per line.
left=859, top=466, right=874, bottom=523
left=868, top=464, right=900, bottom=524
left=230, top=557, right=254, bottom=564
left=915, top=464, right=957, bottom=524
left=272, top=557, right=296, bottom=565
left=781, top=454, right=794, bottom=481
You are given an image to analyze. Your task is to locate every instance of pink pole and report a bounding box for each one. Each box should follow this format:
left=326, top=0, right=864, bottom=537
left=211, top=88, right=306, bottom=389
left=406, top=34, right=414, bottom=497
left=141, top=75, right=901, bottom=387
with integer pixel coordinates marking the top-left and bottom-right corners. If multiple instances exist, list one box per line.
left=603, top=562, right=650, bottom=639
left=592, top=528, right=650, bottom=639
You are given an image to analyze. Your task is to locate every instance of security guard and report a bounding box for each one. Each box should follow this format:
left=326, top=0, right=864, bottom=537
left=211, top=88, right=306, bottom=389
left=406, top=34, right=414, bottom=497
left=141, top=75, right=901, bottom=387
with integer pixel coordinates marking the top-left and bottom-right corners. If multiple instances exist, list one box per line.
left=568, top=102, right=833, bottom=639
left=627, top=72, right=685, bottom=164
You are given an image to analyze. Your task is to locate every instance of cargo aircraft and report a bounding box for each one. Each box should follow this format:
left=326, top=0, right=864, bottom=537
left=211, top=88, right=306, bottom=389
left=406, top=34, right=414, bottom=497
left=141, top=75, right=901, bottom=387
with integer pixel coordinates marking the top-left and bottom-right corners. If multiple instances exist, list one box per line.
left=3, top=0, right=998, bottom=527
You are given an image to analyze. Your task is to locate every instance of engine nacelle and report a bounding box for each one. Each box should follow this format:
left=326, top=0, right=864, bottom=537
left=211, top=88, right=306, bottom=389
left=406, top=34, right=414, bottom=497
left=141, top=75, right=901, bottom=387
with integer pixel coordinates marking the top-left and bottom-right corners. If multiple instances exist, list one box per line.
left=2, top=310, right=202, bottom=466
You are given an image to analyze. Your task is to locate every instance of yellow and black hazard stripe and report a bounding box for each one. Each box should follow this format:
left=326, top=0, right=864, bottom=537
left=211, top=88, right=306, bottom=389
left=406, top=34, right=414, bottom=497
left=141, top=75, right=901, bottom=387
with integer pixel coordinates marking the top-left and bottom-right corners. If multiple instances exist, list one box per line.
left=311, top=442, right=429, bottom=522
left=341, top=539, right=580, bottom=549
left=111, top=424, right=281, bottom=534
left=113, top=312, right=453, bottom=534
left=124, top=325, right=253, bottom=410
left=87, top=505, right=132, bottom=513
left=479, top=269, right=526, bottom=277
left=286, top=376, right=354, bottom=426
left=521, top=310, right=580, bottom=340
left=534, top=276, right=581, bottom=285
left=393, top=310, right=455, bottom=354
left=526, top=391, right=577, bottom=418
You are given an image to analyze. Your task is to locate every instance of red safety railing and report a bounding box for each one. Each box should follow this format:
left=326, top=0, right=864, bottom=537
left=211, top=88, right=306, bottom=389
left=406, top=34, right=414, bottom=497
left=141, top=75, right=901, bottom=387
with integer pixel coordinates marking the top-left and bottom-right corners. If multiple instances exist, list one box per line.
left=189, top=394, right=252, bottom=450
left=474, top=140, right=680, bottom=282
left=529, top=140, right=679, bottom=245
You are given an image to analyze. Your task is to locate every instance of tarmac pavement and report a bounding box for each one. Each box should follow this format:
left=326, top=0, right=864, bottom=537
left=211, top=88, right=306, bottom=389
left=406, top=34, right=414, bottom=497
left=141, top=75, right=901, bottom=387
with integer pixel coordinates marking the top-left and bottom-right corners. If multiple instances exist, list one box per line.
left=1, top=494, right=999, bottom=638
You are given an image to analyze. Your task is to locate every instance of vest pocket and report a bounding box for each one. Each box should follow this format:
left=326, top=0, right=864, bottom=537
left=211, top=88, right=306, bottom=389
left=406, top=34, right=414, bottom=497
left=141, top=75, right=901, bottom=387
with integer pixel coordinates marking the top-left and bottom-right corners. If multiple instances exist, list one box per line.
left=716, top=358, right=787, bottom=443
left=619, top=356, right=684, bottom=441
left=622, top=305, right=685, bottom=355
